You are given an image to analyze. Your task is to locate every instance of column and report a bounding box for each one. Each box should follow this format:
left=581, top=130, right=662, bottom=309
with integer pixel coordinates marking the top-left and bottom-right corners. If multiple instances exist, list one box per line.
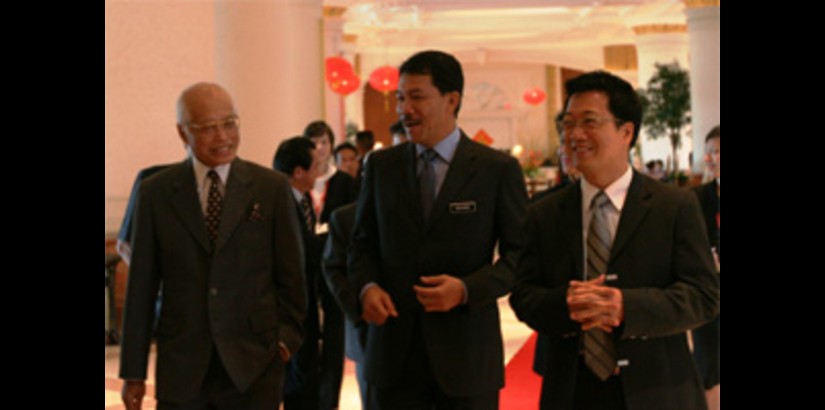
left=214, top=0, right=324, bottom=168
left=685, top=0, right=721, bottom=176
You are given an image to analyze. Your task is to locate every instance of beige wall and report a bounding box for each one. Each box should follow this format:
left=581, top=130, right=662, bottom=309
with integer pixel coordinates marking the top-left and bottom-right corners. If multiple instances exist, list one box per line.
left=105, top=0, right=217, bottom=234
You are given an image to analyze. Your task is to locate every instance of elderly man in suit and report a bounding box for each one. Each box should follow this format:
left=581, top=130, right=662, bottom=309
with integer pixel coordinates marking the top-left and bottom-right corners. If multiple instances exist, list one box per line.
left=350, top=50, right=527, bottom=410
left=509, top=71, right=719, bottom=410
left=119, top=82, right=306, bottom=410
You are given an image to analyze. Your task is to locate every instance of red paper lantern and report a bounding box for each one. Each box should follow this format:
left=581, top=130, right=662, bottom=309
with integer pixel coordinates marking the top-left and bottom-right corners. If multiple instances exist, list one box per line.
left=523, top=87, right=546, bottom=106
left=329, top=72, right=361, bottom=96
left=325, top=56, right=354, bottom=83
left=368, top=65, right=399, bottom=93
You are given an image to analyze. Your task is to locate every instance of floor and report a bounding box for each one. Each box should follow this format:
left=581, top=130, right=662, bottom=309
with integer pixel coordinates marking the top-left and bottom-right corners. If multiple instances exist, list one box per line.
left=104, top=297, right=535, bottom=410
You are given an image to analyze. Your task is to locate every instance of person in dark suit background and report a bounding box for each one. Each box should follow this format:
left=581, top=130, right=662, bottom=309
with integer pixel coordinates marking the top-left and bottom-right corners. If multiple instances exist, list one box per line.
left=334, top=142, right=360, bottom=180
left=303, top=121, right=358, bottom=410
left=273, top=136, right=324, bottom=410
left=509, top=71, right=719, bottom=410
left=692, top=124, right=720, bottom=410
left=119, top=82, right=306, bottom=410
left=350, top=50, right=527, bottom=410
left=321, top=203, right=371, bottom=407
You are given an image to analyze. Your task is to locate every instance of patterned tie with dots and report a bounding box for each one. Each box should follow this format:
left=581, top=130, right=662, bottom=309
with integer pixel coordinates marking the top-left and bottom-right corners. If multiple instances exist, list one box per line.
left=584, top=191, right=618, bottom=381
left=300, top=194, right=315, bottom=235
left=205, top=170, right=223, bottom=244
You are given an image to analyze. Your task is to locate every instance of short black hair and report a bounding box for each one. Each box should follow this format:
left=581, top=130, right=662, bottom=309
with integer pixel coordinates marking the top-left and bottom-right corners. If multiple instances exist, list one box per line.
left=389, top=120, right=405, bottom=135
left=399, top=50, right=464, bottom=117
left=564, top=70, right=643, bottom=147
left=705, top=124, right=720, bottom=143
left=303, top=120, right=334, bottom=146
left=334, top=142, right=357, bottom=158
left=274, top=136, right=315, bottom=176
left=355, top=131, right=375, bottom=151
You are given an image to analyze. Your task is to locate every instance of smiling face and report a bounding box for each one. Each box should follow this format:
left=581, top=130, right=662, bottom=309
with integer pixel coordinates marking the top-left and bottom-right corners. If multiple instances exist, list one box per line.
left=564, top=91, right=633, bottom=188
left=396, top=73, right=460, bottom=148
left=177, top=84, right=239, bottom=168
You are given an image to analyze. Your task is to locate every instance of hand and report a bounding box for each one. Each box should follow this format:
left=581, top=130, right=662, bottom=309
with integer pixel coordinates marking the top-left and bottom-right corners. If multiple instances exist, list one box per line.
left=567, top=275, right=624, bottom=332
left=361, top=285, right=398, bottom=325
left=121, top=380, right=146, bottom=410
left=278, top=342, right=291, bottom=361
left=413, top=275, right=465, bottom=312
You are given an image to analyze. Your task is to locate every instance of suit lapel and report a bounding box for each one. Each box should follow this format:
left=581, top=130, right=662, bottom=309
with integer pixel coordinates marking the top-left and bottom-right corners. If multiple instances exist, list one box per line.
left=214, top=158, right=254, bottom=253
left=611, top=171, right=652, bottom=261
left=426, top=134, right=477, bottom=230
left=169, top=160, right=212, bottom=253
left=560, top=183, right=584, bottom=281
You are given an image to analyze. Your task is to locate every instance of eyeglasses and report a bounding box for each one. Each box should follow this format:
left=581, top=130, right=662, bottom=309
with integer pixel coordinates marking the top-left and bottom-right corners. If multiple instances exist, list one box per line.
left=557, top=115, right=625, bottom=133
left=186, top=116, right=240, bottom=136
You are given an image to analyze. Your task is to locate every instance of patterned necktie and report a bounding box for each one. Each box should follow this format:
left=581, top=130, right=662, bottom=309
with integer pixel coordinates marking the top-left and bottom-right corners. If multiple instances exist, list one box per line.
left=300, top=194, right=315, bottom=234
left=419, top=149, right=438, bottom=221
left=584, top=191, right=618, bottom=381
left=205, top=170, right=223, bottom=244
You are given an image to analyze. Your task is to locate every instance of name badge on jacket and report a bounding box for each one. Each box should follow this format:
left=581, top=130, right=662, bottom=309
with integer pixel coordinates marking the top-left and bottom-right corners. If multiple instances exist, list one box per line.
left=449, top=201, right=477, bottom=214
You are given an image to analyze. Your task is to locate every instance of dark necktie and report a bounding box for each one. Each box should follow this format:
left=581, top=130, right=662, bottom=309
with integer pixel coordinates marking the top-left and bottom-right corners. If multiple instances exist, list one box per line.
left=419, top=149, right=438, bottom=221
left=584, top=191, right=618, bottom=381
left=300, top=194, right=315, bottom=234
left=205, top=170, right=223, bottom=244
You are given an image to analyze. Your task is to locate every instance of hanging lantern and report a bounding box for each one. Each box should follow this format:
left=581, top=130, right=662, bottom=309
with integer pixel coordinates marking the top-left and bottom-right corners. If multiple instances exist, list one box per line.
left=368, top=65, right=399, bottom=93
left=523, top=87, right=546, bottom=106
left=329, top=72, right=361, bottom=96
left=325, top=56, right=354, bottom=83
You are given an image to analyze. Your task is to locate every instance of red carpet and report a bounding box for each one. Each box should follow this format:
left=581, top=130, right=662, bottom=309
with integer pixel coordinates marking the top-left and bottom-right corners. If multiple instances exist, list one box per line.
left=500, top=332, right=542, bottom=409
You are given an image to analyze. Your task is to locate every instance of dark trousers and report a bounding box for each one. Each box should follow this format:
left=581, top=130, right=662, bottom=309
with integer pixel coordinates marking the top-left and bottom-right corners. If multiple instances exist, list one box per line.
left=284, top=286, right=322, bottom=410
left=369, top=321, right=498, bottom=410
left=570, top=356, right=626, bottom=410
left=319, top=283, right=346, bottom=409
left=158, top=346, right=283, bottom=410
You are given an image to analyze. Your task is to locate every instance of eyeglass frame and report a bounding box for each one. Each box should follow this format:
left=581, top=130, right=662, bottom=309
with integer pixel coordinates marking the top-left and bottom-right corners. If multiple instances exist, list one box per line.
left=556, top=114, right=627, bottom=134
left=185, top=116, right=241, bottom=136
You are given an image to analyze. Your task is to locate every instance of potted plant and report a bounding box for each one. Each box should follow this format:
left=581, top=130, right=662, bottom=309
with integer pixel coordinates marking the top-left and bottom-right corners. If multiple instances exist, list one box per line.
left=637, top=62, right=691, bottom=183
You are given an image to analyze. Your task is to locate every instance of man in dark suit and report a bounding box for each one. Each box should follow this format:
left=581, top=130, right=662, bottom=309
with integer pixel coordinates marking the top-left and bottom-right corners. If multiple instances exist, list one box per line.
left=119, top=82, right=306, bottom=410
left=350, top=50, right=527, bottom=410
left=273, top=136, right=324, bottom=410
left=321, top=203, right=371, bottom=406
left=509, top=71, right=719, bottom=410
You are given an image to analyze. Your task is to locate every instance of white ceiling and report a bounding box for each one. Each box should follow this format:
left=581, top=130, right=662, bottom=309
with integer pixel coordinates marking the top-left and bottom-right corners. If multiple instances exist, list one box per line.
left=324, top=0, right=690, bottom=71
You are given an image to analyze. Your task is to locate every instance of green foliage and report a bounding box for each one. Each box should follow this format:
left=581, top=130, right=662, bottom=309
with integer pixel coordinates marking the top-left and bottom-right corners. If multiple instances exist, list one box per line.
left=637, top=62, right=691, bottom=172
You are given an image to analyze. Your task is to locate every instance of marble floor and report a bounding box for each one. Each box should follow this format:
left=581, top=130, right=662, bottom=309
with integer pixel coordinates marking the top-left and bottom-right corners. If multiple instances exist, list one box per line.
left=105, top=297, right=535, bottom=410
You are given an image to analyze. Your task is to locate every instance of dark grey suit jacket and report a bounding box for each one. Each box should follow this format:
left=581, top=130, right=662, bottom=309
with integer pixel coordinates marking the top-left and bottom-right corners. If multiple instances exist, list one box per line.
left=510, top=171, right=720, bottom=410
left=350, top=134, right=527, bottom=396
left=119, top=158, right=307, bottom=404
left=321, top=203, right=367, bottom=362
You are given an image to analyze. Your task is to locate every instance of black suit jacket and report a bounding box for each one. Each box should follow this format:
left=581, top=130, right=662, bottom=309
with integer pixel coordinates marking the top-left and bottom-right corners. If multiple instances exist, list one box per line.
left=510, top=171, right=719, bottom=410
left=119, top=158, right=307, bottom=404
left=318, top=170, right=358, bottom=225
left=693, top=180, right=719, bottom=260
left=350, top=134, right=527, bottom=396
left=321, top=203, right=367, bottom=362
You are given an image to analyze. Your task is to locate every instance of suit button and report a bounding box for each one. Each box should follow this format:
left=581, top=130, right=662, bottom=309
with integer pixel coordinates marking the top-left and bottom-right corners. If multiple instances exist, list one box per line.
left=210, top=288, right=219, bottom=296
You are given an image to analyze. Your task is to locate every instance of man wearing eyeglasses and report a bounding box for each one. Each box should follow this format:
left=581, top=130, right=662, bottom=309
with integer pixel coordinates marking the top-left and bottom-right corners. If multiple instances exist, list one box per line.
left=119, top=82, right=306, bottom=410
left=510, top=71, right=719, bottom=410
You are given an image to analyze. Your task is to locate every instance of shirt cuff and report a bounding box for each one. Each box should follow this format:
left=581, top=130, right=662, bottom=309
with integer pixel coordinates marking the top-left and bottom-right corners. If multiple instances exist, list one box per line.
left=460, top=279, right=469, bottom=305
left=360, top=282, right=378, bottom=302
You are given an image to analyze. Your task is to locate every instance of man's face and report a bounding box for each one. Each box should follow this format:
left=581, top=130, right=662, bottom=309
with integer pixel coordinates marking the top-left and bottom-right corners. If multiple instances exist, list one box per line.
left=336, top=148, right=359, bottom=178
left=396, top=73, right=459, bottom=148
left=704, top=136, right=720, bottom=179
left=563, top=91, right=633, bottom=183
left=295, top=148, right=321, bottom=193
left=178, top=88, right=239, bottom=168
left=557, top=135, right=580, bottom=179
left=309, top=134, right=332, bottom=166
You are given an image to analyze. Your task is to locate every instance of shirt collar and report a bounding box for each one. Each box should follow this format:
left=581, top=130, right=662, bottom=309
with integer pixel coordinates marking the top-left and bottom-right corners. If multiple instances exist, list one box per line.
left=581, top=165, right=633, bottom=212
left=290, top=186, right=305, bottom=203
left=191, top=155, right=231, bottom=188
left=415, top=127, right=461, bottom=163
